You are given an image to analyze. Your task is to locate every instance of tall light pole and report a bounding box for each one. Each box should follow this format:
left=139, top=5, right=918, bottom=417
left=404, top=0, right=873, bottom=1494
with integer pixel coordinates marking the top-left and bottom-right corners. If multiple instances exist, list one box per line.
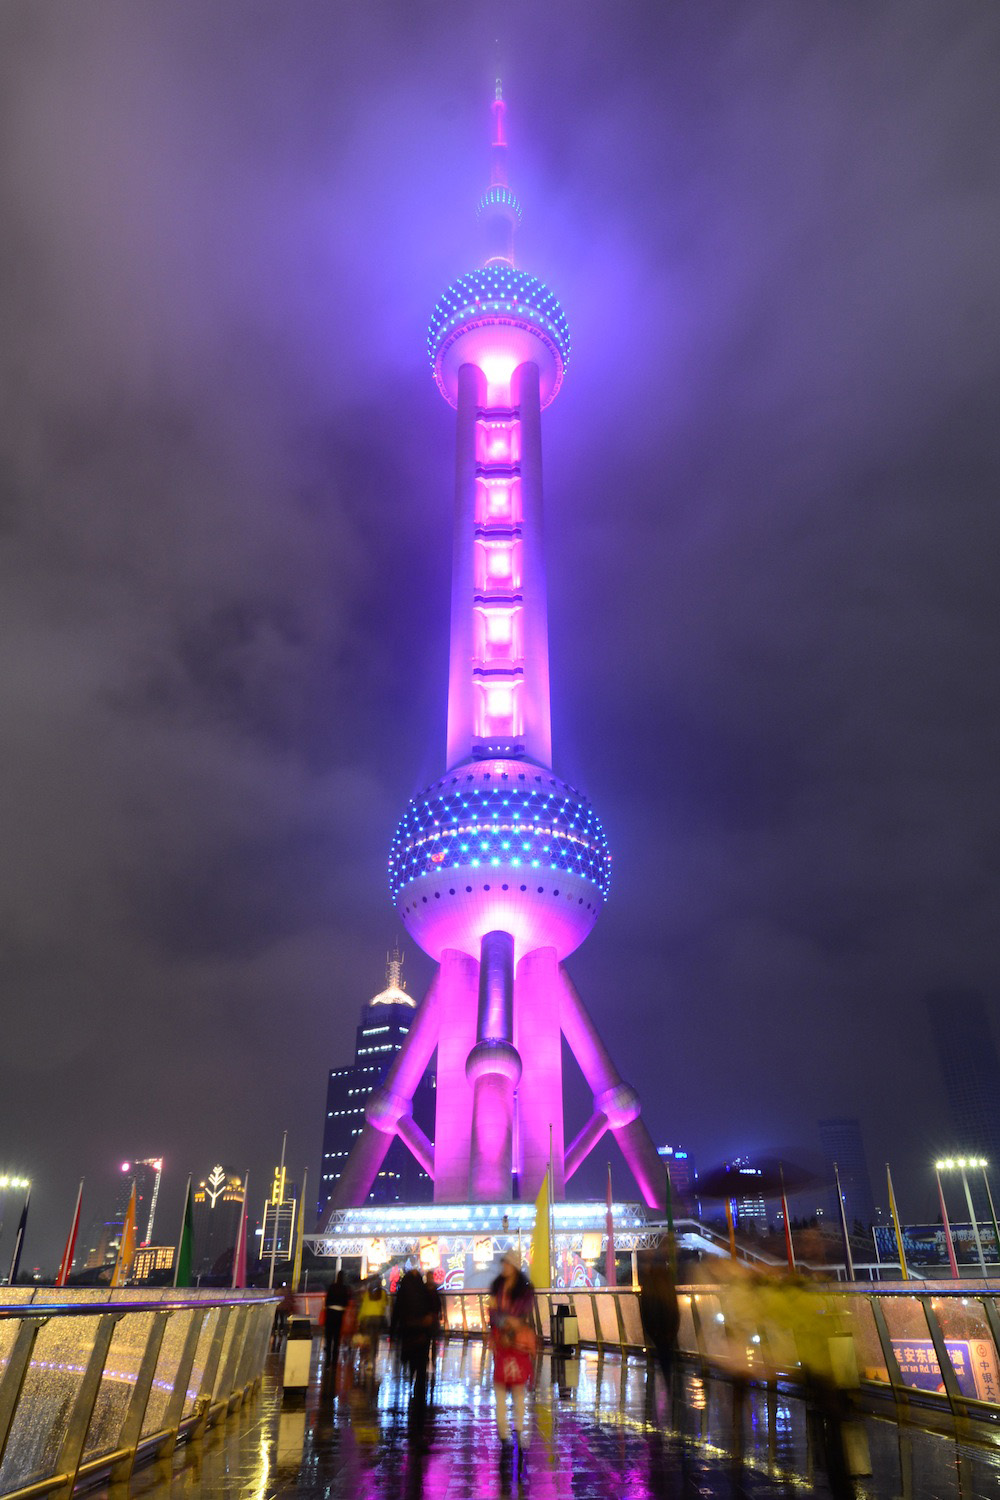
left=933, top=1161, right=960, bottom=1278
left=938, top=1157, right=989, bottom=1279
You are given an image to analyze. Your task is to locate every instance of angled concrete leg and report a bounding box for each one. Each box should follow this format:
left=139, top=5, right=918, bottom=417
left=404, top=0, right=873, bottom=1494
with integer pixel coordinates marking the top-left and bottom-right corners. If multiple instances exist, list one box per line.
left=327, top=967, right=443, bottom=1213
left=558, top=966, right=665, bottom=1211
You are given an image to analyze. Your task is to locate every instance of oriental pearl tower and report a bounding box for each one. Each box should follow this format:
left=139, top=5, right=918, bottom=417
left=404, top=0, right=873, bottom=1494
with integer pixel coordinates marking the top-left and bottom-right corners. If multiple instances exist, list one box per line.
left=329, top=84, right=665, bottom=1213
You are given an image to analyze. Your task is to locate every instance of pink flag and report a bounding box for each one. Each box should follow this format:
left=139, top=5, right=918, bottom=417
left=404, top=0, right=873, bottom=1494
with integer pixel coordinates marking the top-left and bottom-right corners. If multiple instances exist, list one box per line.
left=232, top=1171, right=249, bottom=1289
left=605, top=1162, right=616, bottom=1287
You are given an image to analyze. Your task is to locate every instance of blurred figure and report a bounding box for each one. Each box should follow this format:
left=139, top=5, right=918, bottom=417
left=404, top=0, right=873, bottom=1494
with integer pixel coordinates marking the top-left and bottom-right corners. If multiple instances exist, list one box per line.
left=323, top=1270, right=351, bottom=1380
left=638, top=1251, right=680, bottom=1385
left=392, top=1265, right=437, bottom=1424
left=356, top=1275, right=389, bottom=1389
left=425, top=1270, right=443, bottom=1393
left=489, top=1251, right=536, bottom=1479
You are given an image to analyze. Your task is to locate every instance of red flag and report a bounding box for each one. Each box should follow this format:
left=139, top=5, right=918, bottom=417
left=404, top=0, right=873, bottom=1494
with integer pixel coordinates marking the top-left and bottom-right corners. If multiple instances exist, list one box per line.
left=55, top=1180, right=84, bottom=1288
left=605, top=1162, right=616, bottom=1287
left=232, top=1171, right=249, bottom=1289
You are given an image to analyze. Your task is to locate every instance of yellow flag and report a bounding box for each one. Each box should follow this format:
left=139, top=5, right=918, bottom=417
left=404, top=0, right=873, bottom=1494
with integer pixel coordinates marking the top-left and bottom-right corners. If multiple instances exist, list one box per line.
left=291, top=1169, right=307, bottom=1291
left=528, top=1165, right=551, bottom=1288
left=111, top=1183, right=137, bottom=1288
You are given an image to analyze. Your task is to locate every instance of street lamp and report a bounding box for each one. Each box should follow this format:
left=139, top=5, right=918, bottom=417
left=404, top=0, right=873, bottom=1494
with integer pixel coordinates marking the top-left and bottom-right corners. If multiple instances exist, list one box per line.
left=936, top=1158, right=990, bottom=1279
left=933, top=1161, right=960, bottom=1278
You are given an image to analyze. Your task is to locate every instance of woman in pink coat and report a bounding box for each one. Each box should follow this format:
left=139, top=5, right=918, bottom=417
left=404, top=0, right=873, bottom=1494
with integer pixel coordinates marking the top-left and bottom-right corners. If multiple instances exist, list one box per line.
left=488, top=1251, right=536, bottom=1474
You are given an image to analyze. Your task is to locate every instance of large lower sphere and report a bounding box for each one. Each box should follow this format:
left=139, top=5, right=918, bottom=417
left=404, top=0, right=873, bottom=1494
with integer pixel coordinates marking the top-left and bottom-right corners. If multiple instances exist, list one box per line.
left=389, top=757, right=611, bottom=962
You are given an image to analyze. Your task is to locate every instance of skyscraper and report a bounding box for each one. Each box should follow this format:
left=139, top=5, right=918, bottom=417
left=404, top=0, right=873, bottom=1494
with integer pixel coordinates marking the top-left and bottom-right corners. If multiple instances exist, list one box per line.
left=318, top=952, right=434, bottom=1216
left=818, top=1117, right=876, bottom=1231
left=192, top=1165, right=245, bottom=1278
left=327, top=84, right=665, bottom=1214
left=927, top=990, right=1000, bottom=1208
left=82, top=1157, right=163, bottom=1270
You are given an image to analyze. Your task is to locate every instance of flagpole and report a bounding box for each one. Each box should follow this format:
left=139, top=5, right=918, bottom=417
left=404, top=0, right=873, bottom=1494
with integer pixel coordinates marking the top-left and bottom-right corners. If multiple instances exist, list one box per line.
left=886, top=1162, right=909, bottom=1281
left=664, top=1162, right=677, bottom=1278
left=605, top=1161, right=616, bottom=1288
left=56, top=1179, right=84, bottom=1288
left=779, top=1165, right=796, bottom=1272
left=173, top=1174, right=193, bottom=1288
left=833, top=1163, right=855, bottom=1282
left=232, top=1169, right=249, bottom=1290
left=111, top=1183, right=136, bottom=1289
left=269, top=1130, right=287, bottom=1290
left=7, top=1183, right=31, bottom=1286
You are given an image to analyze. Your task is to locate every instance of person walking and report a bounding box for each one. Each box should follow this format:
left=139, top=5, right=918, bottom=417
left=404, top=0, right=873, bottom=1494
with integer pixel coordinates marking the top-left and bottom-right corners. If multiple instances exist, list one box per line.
left=425, top=1270, right=443, bottom=1393
left=391, top=1265, right=437, bottom=1424
left=356, top=1274, right=389, bottom=1390
left=489, top=1251, right=536, bottom=1477
left=323, top=1270, right=352, bottom=1381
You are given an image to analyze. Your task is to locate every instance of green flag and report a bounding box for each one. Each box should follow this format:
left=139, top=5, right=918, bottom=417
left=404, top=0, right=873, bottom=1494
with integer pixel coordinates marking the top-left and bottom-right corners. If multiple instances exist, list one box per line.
left=174, top=1175, right=194, bottom=1288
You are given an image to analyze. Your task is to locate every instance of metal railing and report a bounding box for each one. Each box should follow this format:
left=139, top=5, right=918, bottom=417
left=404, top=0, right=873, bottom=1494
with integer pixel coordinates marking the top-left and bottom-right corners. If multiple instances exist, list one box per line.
left=0, top=1289, right=277, bottom=1500
left=442, top=1281, right=1000, bottom=1424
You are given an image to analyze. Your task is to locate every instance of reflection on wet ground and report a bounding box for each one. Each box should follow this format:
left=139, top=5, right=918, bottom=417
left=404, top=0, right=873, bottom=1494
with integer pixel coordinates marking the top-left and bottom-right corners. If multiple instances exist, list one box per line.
left=105, top=1338, right=1000, bottom=1499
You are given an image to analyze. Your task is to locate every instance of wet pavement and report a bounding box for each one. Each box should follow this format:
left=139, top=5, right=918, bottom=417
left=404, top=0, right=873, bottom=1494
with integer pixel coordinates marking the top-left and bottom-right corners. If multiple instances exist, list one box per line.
left=112, top=1337, right=1000, bottom=1500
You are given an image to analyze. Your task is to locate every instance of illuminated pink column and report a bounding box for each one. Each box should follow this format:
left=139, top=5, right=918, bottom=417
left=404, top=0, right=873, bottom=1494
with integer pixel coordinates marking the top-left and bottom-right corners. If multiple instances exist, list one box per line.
left=432, top=948, right=480, bottom=1201
left=511, top=360, right=551, bottom=769
left=514, top=946, right=565, bottom=1199
left=446, top=363, right=485, bottom=770
left=558, top=966, right=666, bottom=1210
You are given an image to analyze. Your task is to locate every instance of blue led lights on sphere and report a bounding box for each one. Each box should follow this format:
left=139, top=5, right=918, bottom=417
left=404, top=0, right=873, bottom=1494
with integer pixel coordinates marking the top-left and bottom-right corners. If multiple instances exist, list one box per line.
left=388, top=775, right=611, bottom=905
left=428, top=267, right=571, bottom=371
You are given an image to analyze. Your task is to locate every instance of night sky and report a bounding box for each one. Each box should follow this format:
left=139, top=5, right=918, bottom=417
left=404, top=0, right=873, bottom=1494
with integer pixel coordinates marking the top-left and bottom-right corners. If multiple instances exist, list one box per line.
left=3, top=1, right=1000, bottom=1271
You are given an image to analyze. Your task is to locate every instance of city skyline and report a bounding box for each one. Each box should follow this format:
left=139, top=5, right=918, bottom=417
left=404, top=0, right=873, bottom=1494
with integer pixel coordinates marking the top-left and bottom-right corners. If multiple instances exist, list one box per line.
left=2, top=2, right=1000, bottom=1265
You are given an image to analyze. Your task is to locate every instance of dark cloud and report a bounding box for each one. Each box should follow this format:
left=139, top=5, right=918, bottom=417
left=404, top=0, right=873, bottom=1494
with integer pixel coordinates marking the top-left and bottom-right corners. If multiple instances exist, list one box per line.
left=2, top=0, right=1000, bottom=1264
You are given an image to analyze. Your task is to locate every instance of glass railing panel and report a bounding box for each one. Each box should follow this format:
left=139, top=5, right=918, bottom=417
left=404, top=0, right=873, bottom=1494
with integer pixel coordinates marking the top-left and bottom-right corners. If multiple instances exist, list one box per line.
left=928, top=1295, right=1000, bottom=1402
left=187, top=1305, right=221, bottom=1410
left=211, top=1310, right=242, bottom=1401
left=594, top=1293, right=620, bottom=1345
left=844, top=1296, right=889, bottom=1384
left=536, top=1295, right=551, bottom=1341
left=0, top=1313, right=102, bottom=1494
left=619, top=1292, right=645, bottom=1347
left=877, top=1294, right=951, bottom=1394
left=677, top=1293, right=697, bottom=1355
left=0, top=1290, right=39, bottom=1378
left=692, top=1293, right=731, bottom=1363
left=140, top=1309, right=197, bottom=1438
left=574, top=1294, right=597, bottom=1345
left=81, top=1308, right=156, bottom=1462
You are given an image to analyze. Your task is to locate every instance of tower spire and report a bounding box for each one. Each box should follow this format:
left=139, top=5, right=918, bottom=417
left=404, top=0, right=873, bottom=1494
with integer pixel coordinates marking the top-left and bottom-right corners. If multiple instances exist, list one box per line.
left=479, top=78, right=520, bottom=267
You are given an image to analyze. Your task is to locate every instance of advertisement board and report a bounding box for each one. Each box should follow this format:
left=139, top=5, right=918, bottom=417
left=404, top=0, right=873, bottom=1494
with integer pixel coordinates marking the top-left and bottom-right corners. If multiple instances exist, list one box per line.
left=873, top=1222, right=998, bottom=1268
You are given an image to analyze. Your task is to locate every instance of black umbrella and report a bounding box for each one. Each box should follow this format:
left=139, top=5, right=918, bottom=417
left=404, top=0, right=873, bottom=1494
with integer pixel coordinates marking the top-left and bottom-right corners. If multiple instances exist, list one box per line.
left=696, top=1155, right=825, bottom=1202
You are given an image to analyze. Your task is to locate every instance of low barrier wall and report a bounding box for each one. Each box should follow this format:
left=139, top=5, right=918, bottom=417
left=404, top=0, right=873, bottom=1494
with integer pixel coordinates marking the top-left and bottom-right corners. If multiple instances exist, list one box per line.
left=443, top=1281, right=1000, bottom=1419
left=0, top=1289, right=277, bottom=1500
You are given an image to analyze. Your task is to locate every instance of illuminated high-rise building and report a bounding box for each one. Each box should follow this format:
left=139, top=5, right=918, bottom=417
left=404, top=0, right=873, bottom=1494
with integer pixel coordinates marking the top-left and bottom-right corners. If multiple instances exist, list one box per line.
left=328, top=85, right=664, bottom=1213
left=82, top=1157, right=163, bottom=1269
left=319, top=951, right=435, bottom=1216
left=193, top=1165, right=246, bottom=1278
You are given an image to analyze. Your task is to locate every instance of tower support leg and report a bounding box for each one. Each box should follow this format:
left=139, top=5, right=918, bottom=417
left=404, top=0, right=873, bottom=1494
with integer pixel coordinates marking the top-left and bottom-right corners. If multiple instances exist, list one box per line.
left=466, top=931, right=521, bottom=1200
left=558, top=966, right=665, bottom=1211
left=515, top=946, right=565, bottom=1200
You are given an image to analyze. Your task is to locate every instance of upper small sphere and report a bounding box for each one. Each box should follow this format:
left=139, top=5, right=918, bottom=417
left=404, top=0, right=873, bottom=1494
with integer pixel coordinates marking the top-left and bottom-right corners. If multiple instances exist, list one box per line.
left=429, top=267, right=570, bottom=408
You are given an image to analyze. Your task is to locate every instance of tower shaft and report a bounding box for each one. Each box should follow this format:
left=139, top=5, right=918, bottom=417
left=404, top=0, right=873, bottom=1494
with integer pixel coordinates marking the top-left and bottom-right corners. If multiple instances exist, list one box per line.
left=447, top=362, right=551, bottom=769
